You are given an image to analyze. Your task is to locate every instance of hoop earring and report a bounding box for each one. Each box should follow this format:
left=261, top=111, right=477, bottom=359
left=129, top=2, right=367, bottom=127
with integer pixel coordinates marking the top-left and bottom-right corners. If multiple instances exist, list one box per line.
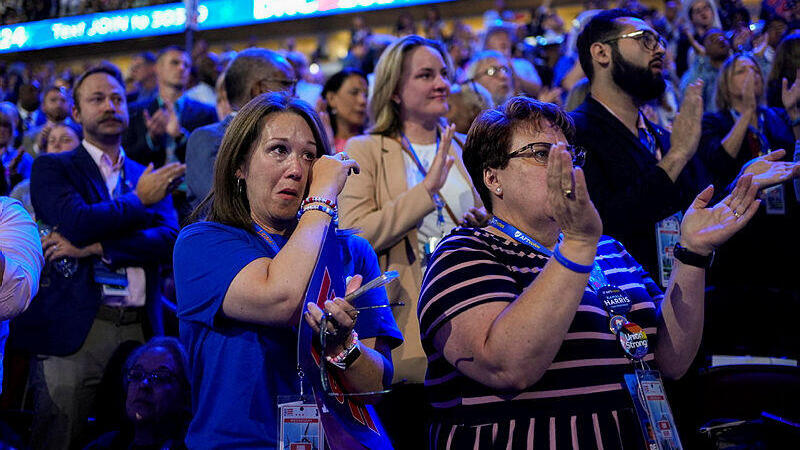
left=237, top=178, right=245, bottom=195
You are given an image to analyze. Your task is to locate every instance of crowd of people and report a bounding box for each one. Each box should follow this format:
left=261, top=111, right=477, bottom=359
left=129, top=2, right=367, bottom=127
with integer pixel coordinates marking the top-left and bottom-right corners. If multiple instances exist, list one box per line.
left=0, top=0, right=175, bottom=26
left=1, top=0, right=800, bottom=448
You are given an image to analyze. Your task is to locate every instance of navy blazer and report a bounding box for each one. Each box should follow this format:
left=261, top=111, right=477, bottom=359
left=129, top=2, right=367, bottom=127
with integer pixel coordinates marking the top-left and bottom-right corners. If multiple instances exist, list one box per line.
left=699, top=107, right=796, bottom=192
left=698, top=107, right=799, bottom=289
left=570, top=96, right=708, bottom=281
left=9, top=145, right=178, bottom=356
left=185, top=114, right=234, bottom=209
left=123, top=96, right=217, bottom=167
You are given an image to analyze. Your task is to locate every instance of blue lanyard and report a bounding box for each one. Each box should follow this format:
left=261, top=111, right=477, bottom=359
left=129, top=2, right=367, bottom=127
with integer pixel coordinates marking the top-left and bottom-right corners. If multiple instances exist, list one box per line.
left=253, top=222, right=282, bottom=255
left=489, top=216, right=608, bottom=290
left=400, top=132, right=439, bottom=177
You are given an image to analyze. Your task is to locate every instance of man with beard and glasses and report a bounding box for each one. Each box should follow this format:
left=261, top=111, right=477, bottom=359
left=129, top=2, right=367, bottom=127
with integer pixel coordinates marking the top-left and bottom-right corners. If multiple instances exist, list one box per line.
left=10, top=64, right=182, bottom=449
left=571, top=9, right=708, bottom=287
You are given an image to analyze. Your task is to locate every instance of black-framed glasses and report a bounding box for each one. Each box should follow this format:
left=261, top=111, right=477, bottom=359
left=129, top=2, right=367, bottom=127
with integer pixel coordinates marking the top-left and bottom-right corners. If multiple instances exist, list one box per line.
left=603, top=30, right=667, bottom=52
left=126, top=367, right=178, bottom=386
left=318, top=302, right=404, bottom=397
left=508, top=142, right=587, bottom=167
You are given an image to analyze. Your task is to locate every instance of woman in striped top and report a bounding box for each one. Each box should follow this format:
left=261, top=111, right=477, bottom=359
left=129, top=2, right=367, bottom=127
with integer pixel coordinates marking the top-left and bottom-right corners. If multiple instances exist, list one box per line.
left=417, top=97, right=761, bottom=449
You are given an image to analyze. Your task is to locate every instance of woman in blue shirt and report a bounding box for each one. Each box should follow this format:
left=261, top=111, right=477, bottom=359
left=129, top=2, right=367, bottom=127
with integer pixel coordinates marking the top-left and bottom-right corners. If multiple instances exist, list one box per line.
left=173, top=92, right=402, bottom=448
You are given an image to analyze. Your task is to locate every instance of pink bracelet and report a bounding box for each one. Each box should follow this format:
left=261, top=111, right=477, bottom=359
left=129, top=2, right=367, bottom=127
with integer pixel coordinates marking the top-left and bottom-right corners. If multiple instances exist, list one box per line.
left=326, top=330, right=359, bottom=366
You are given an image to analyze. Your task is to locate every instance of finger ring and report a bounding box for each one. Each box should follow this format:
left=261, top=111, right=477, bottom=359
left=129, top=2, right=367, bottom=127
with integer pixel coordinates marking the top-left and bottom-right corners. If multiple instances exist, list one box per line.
left=339, top=152, right=349, bottom=160
left=168, top=177, right=174, bottom=184
left=733, top=210, right=741, bottom=218
left=563, top=189, right=574, bottom=198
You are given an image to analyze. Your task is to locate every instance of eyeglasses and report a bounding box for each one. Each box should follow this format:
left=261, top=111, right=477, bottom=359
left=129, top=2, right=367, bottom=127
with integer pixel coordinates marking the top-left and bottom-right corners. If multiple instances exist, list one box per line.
left=604, top=30, right=667, bottom=52
left=508, top=142, right=587, bottom=167
left=126, top=368, right=178, bottom=386
left=260, top=77, right=298, bottom=94
left=476, top=65, right=511, bottom=78
left=319, top=302, right=404, bottom=397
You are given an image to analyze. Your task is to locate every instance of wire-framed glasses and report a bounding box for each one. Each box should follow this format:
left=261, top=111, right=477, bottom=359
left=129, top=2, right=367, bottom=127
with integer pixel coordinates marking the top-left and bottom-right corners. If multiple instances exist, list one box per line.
left=603, top=30, right=667, bottom=52
left=318, top=302, right=403, bottom=397
left=508, top=142, right=587, bottom=167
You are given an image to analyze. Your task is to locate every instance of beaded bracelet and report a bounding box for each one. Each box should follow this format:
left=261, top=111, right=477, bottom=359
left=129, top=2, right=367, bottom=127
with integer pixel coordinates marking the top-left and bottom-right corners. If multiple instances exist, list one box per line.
left=302, top=196, right=337, bottom=210
left=298, top=203, right=339, bottom=225
left=553, top=244, right=593, bottom=273
left=326, top=330, right=359, bottom=367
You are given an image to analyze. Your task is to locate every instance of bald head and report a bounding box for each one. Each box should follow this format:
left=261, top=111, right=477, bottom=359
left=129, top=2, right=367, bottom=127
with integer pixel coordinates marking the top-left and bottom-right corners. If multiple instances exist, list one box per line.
left=224, top=48, right=295, bottom=110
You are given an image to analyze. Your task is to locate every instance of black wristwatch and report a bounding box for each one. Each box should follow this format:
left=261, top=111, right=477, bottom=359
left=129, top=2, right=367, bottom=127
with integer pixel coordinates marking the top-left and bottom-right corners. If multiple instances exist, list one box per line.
left=673, top=242, right=714, bottom=268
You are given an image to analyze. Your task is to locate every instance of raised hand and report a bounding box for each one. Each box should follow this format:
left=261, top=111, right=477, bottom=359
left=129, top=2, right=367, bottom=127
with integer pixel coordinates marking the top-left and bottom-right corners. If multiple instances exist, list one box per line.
left=741, top=70, right=758, bottom=117
left=782, top=68, right=800, bottom=112
left=546, top=142, right=602, bottom=245
left=422, top=123, right=456, bottom=197
left=670, top=79, right=704, bottom=160
left=135, top=162, right=187, bottom=206
left=144, top=108, right=167, bottom=139
left=679, top=175, right=760, bottom=255
left=740, top=149, right=800, bottom=188
left=163, top=102, right=183, bottom=138
left=307, top=151, right=361, bottom=199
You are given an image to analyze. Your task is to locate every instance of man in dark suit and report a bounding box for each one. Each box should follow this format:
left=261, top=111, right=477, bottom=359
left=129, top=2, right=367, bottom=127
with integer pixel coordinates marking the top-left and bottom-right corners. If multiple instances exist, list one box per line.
left=185, top=48, right=296, bottom=208
left=123, top=46, right=217, bottom=167
left=569, top=9, right=707, bottom=286
left=10, top=65, right=185, bottom=449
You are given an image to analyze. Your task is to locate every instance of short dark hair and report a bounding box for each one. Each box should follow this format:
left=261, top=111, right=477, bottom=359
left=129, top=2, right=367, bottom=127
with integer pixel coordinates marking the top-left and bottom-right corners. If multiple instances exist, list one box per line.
left=463, top=96, right=574, bottom=213
left=72, top=64, right=125, bottom=110
left=156, top=45, right=186, bottom=62
left=577, top=9, right=639, bottom=81
left=193, top=92, right=330, bottom=228
left=224, top=48, right=293, bottom=110
left=135, top=51, right=156, bottom=64
left=321, top=68, right=368, bottom=137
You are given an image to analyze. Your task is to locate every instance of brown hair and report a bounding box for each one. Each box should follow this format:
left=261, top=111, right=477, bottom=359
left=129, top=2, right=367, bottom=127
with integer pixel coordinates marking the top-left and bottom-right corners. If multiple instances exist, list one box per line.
left=72, top=64, right=125, bottom=111
left=715, top=53, right=764, bottom=111
left=462, top=96, right=574, bottom=213
left=191, top=92, right=331, bottom=230
left=768, top=30, right=800, bottom=85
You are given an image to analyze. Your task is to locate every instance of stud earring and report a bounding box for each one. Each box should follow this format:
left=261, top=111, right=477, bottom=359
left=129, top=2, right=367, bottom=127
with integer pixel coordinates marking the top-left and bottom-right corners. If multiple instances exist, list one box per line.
left=495, top=187, right=502, bottom=194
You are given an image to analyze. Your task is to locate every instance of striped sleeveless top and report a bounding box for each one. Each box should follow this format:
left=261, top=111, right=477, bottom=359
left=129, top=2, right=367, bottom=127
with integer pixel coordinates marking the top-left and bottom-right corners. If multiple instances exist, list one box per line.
left=418, top=227, right=664, bottom=449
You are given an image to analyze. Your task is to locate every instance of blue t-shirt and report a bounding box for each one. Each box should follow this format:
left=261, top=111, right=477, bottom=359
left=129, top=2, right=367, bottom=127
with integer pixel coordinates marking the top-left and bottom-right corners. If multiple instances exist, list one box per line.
left=174, top=221, right=402, bottom=449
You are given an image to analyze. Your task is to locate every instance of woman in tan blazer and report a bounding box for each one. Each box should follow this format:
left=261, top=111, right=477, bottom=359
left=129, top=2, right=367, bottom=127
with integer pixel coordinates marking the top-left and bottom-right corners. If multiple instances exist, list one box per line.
left=339, top=35, right=486, bottom=448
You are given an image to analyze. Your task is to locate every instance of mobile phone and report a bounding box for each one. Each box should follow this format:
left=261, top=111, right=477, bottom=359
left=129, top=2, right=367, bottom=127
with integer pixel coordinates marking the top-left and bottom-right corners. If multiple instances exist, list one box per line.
left=343, top=271, right=399, bottom=303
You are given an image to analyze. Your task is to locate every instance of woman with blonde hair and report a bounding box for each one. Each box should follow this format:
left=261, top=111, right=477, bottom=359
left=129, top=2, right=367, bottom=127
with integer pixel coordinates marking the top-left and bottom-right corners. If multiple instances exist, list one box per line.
left=697, top=52, right=800, bottom=361
left=339, top=34, right=486, bottom=448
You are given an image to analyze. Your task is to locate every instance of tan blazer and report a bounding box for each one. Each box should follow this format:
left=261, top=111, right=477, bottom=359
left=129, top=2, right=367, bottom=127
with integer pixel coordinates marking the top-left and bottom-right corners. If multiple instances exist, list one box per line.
left=339, top=133, right=482, bottom=383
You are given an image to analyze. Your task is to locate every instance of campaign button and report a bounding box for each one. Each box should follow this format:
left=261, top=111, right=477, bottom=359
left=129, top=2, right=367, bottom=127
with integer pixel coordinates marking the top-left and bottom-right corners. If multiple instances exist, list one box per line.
left=597, top=286, right=632, bottom=315
left=618, top=322, right=648, bottom=360
left=609, top=315, right=628, bottom=335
